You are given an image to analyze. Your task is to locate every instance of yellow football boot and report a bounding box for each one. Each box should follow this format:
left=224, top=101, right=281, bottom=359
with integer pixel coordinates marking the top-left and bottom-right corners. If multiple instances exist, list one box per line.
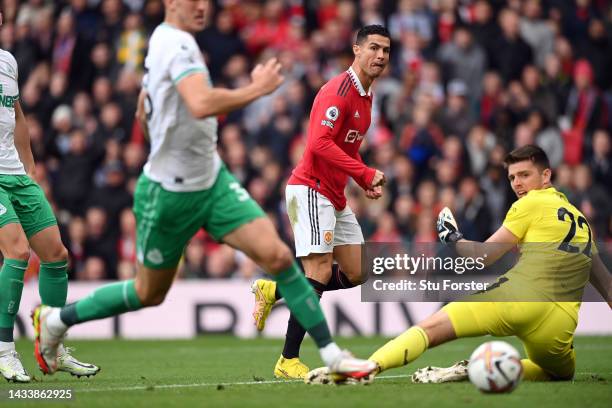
left=274, top=356, right=310, bottom=379
left=251, top=279, right=277, bottom=331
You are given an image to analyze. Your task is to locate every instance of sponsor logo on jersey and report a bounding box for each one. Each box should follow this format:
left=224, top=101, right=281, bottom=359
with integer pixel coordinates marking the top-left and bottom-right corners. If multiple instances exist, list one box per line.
left=344, top=130, right=363, bottom=143
left=321, top=120, right=334, bottom=129
left=323, top=230, right=333, bottom=245
left=0, top=84, right=18, bottom=109
left=325, top=106, right=339, bottom=121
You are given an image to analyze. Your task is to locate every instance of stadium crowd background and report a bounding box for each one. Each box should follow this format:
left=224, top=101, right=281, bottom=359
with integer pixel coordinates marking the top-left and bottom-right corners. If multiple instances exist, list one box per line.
left=3, top=0, right=611, bottom=282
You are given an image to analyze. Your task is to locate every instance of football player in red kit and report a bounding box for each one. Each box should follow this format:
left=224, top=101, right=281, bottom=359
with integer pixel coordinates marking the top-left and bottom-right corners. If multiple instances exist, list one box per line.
left=252, top=25, right=391, bottom=379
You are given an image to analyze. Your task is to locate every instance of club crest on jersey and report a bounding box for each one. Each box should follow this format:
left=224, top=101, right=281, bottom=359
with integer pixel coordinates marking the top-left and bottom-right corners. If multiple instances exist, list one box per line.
left=323, top=230, right=334, bottom=245
left=344, top=130, right=363, bottom=143
left=146, top=248, right=164, bottom=265
left=325, top=106, right=339, bottom=121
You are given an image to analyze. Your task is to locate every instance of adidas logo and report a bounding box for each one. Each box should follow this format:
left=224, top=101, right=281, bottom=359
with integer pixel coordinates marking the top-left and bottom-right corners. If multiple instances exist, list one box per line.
left=354, top=110, right=360, bottom=118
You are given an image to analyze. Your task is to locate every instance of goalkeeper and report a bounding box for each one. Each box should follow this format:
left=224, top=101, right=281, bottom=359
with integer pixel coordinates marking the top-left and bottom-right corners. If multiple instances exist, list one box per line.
left=309, top=145, right=611, bottom=384
left=368, top=144, right=612, bottom=382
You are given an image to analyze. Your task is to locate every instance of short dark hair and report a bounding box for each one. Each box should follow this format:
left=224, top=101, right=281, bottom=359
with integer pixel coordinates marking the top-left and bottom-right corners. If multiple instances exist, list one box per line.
left=356, top=25, right=390, bottom=44
left=504, top=144, right=550, bottom=170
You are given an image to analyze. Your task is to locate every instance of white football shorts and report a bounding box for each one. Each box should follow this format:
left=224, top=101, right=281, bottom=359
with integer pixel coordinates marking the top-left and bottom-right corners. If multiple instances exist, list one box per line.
left=285, top=184, right=364, bottom=257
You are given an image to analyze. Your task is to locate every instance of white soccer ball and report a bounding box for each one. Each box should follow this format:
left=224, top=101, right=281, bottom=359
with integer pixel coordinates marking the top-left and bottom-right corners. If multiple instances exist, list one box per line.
left=468, top=341, right=523, bottom=393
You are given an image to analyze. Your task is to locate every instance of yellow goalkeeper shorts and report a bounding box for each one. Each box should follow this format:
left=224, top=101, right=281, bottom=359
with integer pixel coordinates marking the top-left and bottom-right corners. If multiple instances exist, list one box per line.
left=443, top=301, right=577, bottom=379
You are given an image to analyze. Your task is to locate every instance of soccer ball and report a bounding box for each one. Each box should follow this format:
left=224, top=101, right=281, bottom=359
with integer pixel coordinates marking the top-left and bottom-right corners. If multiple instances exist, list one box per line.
left=468, top=341, right=523, bottom=393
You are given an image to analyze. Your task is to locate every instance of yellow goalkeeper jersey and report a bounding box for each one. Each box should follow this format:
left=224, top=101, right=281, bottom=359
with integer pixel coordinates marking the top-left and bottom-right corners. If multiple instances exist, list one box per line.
left=501, top=187, right=593, bottom=318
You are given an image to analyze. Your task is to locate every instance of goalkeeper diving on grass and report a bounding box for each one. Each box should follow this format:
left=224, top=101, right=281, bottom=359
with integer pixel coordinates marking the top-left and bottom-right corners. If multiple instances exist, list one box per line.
left=307, top=144, right=612, bottom=384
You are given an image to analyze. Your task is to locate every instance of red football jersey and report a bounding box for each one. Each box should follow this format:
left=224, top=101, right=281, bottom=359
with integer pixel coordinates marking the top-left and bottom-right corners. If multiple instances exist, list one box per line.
left=288, top=68, right=376, bottom=210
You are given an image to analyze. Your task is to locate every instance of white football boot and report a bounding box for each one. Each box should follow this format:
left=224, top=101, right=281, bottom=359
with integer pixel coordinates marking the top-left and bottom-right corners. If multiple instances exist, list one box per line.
left=411, top=360, right=469, bottom=383
left=306, top=352, right=377, bottom=385
left=57, top=345, right=101, bottom=378
left=0, top=350, right=31, bottom=383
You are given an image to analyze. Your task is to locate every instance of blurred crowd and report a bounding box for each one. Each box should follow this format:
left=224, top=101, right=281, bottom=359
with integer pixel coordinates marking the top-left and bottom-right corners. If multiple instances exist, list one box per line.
left=3, top=0, right=611, bottom=282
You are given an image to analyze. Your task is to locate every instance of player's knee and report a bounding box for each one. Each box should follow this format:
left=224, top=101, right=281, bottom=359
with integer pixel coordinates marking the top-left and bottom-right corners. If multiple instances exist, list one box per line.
left=138, top=290, right=167, bottom=307
left=263, top=243, right=294, bottom=273
left=344, top=268, right=366, bottom=285
left=43, top=245, right=69, bottom=263
left=417, top=311, right=456, bottom=347
left=4, top=243, right=31, bottom=261
left=549, top=365, right=575, bottom=381
left=135, top=281, right=170, bottom=307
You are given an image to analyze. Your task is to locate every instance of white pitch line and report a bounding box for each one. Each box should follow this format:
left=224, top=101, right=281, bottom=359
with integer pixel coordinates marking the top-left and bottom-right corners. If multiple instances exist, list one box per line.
left=74, top=372, right=610, bottom=394
left=78, top=374, right=412, bottom=393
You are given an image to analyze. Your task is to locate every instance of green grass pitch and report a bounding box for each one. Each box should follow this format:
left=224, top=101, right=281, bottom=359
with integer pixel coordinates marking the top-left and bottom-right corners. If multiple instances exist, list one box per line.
left=1, top=336, right=610, bottom=407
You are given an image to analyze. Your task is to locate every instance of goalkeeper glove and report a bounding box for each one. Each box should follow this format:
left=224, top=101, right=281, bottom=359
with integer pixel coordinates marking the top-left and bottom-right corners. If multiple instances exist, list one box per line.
left=436, top=207, right=464, bottom=243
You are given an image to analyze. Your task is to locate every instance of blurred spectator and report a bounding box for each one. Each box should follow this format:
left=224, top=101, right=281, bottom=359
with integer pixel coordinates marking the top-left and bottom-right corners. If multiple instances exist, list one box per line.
left=466, top=125, right=496, bottom=176
left=469, top=0, right=498, bottom=63
left=400, top=105, right=444, bottom=179
left=479, top=71, right=504, bottom=129
left=573, top=164, right=611, bottom=240
left=242, top=0, right=289, bottom=56
left=562, top=59, right=608, bottom=164
left=84, top=207, right=117, bottom=279
left=521, top=64, right=558, bottom=122
left=491, top=8, right=534, bottom=83
left=53, top=9, right=91, bottom=92
left=480, top=164, right=511, bottom=227
left=66, top=216, right=87, bottom=276
left=387, top=155, right=415, bottom=204
left=78, top=257, right=107, bottom=281
left=197, top=8, right=246, bottom=82
left=576, top=19, right=612, bottom=91
left=389, top=0, right=433, bottom=45
left=525, top=109, right=564, bottom=168
left=116, top=12, right=146, bottom=72
left=88, top=159, right=133, bottom=234
left=180, top=234, right=207, bottom=279
left=437, top=26, right=486, bottom=102
left=589, top=129, right=612, bottom=195
left=370, top=211, right=402, bottom=242
left=455, top=176, right=493, bottom=241
left=98, top=0, right=125, bottom=46
left=54, top=128, right=98, bottom=215
left=519, top=0, right=555, bottom=68
left=436, top=79, right=476, bottom=139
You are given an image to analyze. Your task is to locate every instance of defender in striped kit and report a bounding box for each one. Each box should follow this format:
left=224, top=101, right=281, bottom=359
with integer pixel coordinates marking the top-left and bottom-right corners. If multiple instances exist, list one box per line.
left=252, top=25, right=391, bottom=379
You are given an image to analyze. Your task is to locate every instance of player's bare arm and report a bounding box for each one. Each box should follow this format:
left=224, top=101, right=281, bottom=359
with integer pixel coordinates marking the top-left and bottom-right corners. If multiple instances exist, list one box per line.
left=136, top=88, right=150, bottom=141
left=13, top=101, right=35, bottom=177
left=176, top=57, right=284, bottom=119
left=590, top=253, right=612, bottom=309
